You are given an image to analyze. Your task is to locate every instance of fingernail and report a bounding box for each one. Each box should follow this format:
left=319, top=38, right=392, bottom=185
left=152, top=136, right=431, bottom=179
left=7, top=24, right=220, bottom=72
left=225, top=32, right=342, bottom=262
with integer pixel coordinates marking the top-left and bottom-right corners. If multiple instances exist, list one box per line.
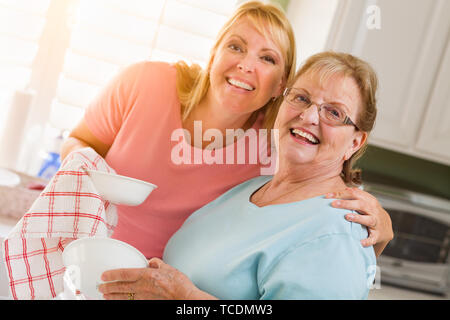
left=326, top=193, right=334, bottom=198
left=333, top=201, right=341, bottom=206
left=345, top=214, right=353, bottom=220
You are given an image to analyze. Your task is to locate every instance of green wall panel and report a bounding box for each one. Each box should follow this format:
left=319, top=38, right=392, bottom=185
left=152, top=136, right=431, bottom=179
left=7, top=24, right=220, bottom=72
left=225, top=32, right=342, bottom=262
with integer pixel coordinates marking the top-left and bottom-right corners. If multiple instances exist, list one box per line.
left=357, top=146, right=450, bottom=200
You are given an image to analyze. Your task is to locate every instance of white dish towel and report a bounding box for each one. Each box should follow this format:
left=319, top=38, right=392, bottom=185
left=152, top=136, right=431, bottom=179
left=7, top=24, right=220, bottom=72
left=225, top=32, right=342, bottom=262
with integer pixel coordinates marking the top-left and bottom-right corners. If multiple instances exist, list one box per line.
left=1, top=147, right=117, bottom=299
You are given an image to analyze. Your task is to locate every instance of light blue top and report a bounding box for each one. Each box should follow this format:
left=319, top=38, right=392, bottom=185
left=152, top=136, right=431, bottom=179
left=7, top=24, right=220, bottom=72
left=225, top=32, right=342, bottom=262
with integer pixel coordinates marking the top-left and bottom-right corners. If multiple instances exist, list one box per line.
left=163, top=176, right=376, bottom=300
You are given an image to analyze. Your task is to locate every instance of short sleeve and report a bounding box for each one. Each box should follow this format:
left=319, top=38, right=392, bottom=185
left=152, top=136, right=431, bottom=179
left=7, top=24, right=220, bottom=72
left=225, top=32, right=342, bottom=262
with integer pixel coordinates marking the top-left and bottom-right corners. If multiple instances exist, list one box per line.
left=259, top=234, right=374, bottom=300
left=84, top=62, right=147, bottom=145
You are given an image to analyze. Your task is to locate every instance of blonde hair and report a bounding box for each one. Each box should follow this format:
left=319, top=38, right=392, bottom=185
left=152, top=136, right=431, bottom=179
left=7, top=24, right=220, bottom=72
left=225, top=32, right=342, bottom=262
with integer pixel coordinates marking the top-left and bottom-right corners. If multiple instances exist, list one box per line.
left=293, top=51, right=378, bottom=186
left=175, top=0, right=296, bottom=130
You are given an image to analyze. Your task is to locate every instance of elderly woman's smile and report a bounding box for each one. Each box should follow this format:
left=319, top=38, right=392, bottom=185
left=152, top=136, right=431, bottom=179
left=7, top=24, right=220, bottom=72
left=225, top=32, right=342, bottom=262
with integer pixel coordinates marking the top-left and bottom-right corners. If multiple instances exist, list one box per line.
left=289, top=127, right=320, bottom=145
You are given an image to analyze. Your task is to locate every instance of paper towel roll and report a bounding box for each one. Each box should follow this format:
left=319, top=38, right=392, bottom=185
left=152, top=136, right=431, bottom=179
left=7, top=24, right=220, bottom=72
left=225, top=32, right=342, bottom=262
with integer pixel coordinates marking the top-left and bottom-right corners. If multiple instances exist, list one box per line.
left=0, top=90, right=35, bottom=170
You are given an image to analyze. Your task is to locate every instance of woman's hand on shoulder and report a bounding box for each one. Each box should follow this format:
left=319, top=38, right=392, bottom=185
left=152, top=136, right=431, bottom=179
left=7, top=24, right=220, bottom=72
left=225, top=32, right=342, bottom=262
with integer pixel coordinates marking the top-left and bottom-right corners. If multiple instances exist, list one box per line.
left=325, top=187, right=394, bottom=257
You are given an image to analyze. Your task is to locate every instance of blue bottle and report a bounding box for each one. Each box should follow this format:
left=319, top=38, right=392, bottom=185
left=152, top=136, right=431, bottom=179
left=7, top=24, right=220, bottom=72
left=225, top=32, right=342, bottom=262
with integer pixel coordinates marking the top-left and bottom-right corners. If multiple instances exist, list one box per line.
left=37, top=133, right=63, bottom=180
left=37, top=152, right=61, bottom=180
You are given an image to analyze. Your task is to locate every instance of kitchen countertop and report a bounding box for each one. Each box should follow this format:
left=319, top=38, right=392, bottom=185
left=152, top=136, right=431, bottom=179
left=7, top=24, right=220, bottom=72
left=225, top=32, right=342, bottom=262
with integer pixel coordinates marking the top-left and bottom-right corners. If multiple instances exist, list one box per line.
left=368, top=284, right=449, bottom=300
left=0, top=168, right=45, bottom=220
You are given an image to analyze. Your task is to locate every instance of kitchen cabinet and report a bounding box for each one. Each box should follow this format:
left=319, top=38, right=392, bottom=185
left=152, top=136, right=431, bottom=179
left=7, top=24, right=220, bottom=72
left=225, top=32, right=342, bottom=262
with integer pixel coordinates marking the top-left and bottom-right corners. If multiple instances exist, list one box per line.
left=416, top=38, right=450, bottom=159
left=326, top=0, right=450, bottom=165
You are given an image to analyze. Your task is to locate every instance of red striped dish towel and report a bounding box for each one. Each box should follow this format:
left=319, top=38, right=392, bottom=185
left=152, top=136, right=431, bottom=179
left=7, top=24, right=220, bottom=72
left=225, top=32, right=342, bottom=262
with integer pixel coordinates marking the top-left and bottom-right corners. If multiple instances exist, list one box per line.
left=1, top=147, right=117, bottom=299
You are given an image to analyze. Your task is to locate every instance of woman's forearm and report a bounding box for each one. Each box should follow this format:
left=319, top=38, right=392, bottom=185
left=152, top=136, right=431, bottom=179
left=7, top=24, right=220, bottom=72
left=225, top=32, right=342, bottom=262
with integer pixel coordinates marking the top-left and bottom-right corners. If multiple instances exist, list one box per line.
left=60, top=137, right=90, bottom=161
left=373, top=240, right=389, bottom=257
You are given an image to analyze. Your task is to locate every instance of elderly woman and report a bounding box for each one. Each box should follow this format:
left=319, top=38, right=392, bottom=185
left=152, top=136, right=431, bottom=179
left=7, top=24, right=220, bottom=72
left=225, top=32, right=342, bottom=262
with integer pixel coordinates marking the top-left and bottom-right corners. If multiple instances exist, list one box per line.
left=99, top=51, right=382, bottom=300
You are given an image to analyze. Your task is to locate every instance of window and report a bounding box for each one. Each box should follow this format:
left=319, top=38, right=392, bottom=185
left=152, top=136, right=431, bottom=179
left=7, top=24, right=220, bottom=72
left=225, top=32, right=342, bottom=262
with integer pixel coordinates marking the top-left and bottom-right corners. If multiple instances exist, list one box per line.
left=51, top=0, right=237, bottom=131
left=0, top=0, right=239, bottom=174
left=0, top=0, right=50, bottom=128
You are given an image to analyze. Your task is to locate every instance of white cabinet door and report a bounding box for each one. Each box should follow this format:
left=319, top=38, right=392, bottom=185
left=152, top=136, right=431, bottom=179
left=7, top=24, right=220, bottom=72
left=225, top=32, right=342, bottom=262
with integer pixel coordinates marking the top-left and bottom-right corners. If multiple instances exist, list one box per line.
left=326, top=0, right=450, bottom=164
left=416, top=38, right=450, bottom=164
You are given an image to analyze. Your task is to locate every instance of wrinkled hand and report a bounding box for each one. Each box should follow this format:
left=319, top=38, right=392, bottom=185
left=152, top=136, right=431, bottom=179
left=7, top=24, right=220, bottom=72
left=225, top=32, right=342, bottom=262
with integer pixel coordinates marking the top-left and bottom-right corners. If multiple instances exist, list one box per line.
left=326, top=187, right=393, bottom=254
left=98, top=258, right=202, bottom=300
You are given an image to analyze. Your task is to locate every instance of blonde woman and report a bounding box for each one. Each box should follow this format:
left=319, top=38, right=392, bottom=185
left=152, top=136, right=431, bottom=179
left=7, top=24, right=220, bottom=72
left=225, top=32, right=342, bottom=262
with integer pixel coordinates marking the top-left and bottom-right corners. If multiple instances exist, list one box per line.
left=101, top=52, right=383, bottom=300
left=62, top=2, right=392, bottom=265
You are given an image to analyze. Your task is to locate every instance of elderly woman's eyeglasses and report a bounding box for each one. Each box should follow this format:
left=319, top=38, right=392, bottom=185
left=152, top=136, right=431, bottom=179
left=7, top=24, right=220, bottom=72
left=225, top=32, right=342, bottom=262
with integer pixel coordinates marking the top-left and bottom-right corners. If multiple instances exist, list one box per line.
left=283, top=88, right=359, bottom=130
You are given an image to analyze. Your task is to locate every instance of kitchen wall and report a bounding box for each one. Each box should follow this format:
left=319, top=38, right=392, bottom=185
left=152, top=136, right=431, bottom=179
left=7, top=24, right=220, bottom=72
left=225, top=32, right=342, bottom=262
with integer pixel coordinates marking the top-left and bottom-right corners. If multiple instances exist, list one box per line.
left=286, top=0, right=339, bottom=64
left=273, top=0, right=290, bottom=10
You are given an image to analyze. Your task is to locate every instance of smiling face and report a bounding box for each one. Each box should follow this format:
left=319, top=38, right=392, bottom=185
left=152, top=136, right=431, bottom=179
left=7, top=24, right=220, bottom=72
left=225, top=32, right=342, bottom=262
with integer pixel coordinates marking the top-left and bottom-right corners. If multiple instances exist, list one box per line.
left=274, top=71, right=367, bottom=173
left=206, top=17, right=286, bottom=118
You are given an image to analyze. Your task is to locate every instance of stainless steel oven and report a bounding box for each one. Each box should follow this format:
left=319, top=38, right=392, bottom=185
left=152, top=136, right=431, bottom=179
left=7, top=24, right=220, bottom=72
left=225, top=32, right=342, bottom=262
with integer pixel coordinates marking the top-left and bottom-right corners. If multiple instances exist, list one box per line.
left=363, top=183, right=450, bottom=296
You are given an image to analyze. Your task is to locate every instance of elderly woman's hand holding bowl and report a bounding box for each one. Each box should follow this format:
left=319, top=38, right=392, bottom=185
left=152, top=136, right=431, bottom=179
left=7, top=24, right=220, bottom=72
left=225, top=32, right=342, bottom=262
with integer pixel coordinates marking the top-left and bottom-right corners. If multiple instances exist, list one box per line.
left=99, top=51, right=386, bottom=300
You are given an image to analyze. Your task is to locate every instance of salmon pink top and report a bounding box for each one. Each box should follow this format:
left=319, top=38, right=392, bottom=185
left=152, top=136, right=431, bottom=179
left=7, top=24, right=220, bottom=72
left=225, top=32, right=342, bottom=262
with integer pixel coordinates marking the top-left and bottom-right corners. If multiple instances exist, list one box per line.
left=84, top=61, right=274, bottom=258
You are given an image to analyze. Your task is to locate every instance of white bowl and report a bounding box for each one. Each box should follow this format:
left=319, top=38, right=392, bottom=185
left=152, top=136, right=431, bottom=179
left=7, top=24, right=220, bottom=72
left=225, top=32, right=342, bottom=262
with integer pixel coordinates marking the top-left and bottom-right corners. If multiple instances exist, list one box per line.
left=86, top=170, right=157, bottom=206
left=62, top=237, right=148, bottom=300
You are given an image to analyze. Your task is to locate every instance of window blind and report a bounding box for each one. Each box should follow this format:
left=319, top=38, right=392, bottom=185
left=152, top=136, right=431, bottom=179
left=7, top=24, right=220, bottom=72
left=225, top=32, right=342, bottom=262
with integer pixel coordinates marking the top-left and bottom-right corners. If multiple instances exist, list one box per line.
left=0, top=0, right=240, bottom=174
left=0, top=0, right=50, bottom=129
left=50, top=0, right=239, bottom=131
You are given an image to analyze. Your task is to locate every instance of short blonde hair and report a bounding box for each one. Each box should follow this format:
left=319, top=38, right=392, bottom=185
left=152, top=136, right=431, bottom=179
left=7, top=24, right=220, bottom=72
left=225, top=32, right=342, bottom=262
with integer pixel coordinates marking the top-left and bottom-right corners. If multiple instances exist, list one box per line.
left=293, top=51, right=378, bottom=186
left=175, top=0, right=296, bottom=130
